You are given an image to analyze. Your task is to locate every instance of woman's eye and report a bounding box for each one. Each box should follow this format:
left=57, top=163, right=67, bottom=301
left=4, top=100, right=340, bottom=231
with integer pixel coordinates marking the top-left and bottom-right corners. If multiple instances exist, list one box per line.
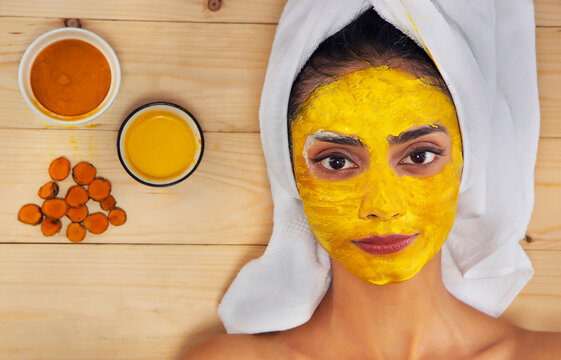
left=401, top=151, right=437, bottom=165
left=318, top=156, right=356, bottom=170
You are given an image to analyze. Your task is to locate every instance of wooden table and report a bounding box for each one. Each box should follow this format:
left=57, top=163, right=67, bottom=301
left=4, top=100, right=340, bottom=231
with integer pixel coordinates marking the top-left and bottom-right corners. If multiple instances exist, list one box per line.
left=1, top=1, right=560, bottom=359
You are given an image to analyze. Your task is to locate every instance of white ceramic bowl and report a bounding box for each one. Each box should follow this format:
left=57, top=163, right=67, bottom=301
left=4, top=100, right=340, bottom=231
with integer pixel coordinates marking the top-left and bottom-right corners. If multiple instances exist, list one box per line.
left=18, top=27, right=121, bottom=125
left=117, top=102, right=205, bottom=187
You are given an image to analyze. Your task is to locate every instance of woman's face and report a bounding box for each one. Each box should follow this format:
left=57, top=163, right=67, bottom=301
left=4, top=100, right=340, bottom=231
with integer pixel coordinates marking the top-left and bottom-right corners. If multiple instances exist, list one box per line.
left=291, top=66, right=463, bottom=285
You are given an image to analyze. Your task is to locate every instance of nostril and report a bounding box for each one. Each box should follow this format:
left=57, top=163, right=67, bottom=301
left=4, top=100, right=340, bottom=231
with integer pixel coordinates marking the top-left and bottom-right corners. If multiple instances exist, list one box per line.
left=363, top=212, right=400, bottom=220
left=359, top=190, right=405, bottom=221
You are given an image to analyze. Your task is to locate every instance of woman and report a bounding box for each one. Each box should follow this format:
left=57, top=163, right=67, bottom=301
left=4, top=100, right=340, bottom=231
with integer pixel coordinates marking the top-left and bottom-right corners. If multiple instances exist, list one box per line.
left=185, top=3, right=561, bottom=359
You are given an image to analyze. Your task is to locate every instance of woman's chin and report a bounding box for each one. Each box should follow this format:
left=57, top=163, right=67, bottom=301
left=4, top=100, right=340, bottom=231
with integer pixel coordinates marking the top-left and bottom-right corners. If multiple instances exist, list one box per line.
left=338, top=255, right=432, bottom=285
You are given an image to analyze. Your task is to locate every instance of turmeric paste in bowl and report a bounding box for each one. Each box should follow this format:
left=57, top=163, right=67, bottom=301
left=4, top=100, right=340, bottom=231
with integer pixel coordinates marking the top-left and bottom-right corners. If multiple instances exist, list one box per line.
left=18, top=28, right=121, bottom=124
left=117, top=102, right=204, bottom=187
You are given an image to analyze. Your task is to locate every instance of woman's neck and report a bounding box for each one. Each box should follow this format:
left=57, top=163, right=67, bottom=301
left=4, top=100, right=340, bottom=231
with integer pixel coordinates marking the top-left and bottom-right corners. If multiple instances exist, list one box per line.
left=293, top=252, right=502, bottom=359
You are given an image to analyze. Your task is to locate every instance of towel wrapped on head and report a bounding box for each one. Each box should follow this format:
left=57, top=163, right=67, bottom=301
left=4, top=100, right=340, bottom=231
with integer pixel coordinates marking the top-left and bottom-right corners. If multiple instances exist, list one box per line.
left=218, top=0, right=539, bottom=334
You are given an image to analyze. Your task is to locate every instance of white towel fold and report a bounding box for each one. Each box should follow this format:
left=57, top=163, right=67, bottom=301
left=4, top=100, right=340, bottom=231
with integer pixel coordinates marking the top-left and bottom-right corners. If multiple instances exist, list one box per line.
left=218, top=0, right=539, bottom=334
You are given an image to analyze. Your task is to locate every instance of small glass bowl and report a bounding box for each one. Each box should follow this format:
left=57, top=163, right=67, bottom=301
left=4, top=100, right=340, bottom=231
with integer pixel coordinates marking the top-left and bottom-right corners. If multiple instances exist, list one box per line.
left=18, top=27, right=121, bottom=125
left=117, top=102, right=204, bottom=187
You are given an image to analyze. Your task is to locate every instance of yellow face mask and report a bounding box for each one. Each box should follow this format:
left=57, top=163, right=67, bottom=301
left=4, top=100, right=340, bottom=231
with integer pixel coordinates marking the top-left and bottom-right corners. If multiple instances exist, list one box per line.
left=291, top=66, right=463, bottom=285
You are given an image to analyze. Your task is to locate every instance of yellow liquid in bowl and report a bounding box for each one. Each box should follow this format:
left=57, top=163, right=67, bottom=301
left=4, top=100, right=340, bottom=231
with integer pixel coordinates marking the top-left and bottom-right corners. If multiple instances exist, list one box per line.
left=124, top=109, right=198, bottom=181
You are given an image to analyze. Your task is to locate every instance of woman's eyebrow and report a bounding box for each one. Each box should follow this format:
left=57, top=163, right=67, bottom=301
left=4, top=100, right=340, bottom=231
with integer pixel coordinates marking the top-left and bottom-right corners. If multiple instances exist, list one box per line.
left=314, top=133, right=365, bottom=147
left=387, top=124, right=448, bottom=146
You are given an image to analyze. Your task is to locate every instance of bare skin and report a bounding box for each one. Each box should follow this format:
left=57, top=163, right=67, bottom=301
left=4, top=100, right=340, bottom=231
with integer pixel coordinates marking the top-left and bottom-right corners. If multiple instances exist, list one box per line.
left=182, top=252, right=561, bottom=359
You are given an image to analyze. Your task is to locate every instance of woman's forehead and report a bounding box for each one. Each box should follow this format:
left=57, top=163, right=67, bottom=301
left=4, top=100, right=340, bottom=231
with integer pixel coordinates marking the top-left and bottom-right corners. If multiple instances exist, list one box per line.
left=294, top=67, right=458, bottom=139
left=303, top=67, right=444, bottom=107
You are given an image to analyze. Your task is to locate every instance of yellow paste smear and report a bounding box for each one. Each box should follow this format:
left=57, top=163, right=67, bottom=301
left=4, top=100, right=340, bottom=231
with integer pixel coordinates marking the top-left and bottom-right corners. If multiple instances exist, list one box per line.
left=124, top=109, right=197, bottom=180
left=291, top=66, right=463, bottom=285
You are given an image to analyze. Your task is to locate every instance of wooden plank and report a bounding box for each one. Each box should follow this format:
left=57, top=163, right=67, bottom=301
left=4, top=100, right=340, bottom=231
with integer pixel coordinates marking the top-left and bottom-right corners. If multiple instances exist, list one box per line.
left=0, top=243, right=558, bottom=360
left=0, top=17, right=274, bottom=132
left=501, top=250, right=561, bottom=332
left=0, top=0, right=558, bottom=27
left=536, top=27, right=561, bottom=138
left=0, top=129, right=273, bottom=245
left=535, top=0, right=561, bottom=27
left=0, top=0, right=286, bottom=24
left=0, top=243, right=265, bottom=360
left=525, top=138, right=561, bottom=249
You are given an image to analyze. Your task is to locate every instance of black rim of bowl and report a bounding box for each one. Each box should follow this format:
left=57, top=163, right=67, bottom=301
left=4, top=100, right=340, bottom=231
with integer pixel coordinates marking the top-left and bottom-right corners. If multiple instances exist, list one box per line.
left=117, top=101, right=205, bottom=187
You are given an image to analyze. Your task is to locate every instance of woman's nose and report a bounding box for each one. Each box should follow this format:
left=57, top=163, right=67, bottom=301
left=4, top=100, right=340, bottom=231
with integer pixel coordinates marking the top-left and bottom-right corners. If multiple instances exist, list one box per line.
left=358, top=181, right=405, bottom=220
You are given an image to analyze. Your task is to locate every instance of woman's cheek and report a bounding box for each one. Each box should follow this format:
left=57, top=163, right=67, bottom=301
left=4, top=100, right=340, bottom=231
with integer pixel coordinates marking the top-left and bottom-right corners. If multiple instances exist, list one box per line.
left=297, top=179, right=361, bottom=207
left=298, top=182, right=362, bottom=245
left=400, top=164, right=460, bottom=209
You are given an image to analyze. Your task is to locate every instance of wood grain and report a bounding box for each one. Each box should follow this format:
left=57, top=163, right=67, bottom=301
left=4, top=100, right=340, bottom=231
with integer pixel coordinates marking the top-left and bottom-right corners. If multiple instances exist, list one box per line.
left=501, top=250, right=561, bottom=332
left=536, top=27, right=561, bottom=138
left=0, top=129, right=273, bottom=245
left=1, top=18, right=561, bottom=135
left=525, top=138, right=561, bottom=249
left=535, top=0, right=561, bottom=27
left=0, top=243, right=265, bottom=360
left=0, top=0, right=558, bottom=27
left=0, top=0, right=287, bottom=24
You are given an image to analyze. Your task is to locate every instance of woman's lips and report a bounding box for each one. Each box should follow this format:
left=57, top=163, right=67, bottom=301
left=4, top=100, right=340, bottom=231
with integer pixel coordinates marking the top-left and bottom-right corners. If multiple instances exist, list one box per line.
left=352, top=234, right=418, bottom=255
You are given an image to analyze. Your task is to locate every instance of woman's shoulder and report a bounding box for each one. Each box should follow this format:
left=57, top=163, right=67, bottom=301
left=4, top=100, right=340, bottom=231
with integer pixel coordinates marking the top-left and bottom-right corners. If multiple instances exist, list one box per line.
left=460, top=318, right=561, bottom=360
left=509, top=328, right=561, bottom=360
left=181, top=333, right=285, bottom=360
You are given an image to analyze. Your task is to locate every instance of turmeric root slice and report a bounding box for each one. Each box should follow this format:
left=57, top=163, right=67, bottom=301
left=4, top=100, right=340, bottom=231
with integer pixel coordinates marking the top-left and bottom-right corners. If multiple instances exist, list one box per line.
left=100, top=195, right=116, bottom=211
left=38, top=181, right=59, bottom=200
left=72, top=161, right=97, bottom=186
left=18, top=203, right=43, bottom=225
left=41, top=218, right=62, bottom=237
left=66, top=204, right=89, bottom=223
left=48, top=156, right=71, bottom=181
left=67, top=222, right=87, bottom=243
left=41, top=198, right=68, bottom=219
left=88, top=177, right=112, bottom=201
left=65, top=185, right=89, bottom=207
left=83, top=212, right=109, bottom=234
left=108, top=207, right=127, bottom=226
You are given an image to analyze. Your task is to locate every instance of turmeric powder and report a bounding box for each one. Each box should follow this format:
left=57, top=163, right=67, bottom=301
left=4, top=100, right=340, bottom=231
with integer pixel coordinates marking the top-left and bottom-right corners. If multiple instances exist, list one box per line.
left=66, top=204, right=89, bottom=223
left=18, top=203, right=43, bottom=225
left=84, top=212, right=109, bottom=234
left=72, top=161, right=97, bottom=185
left=30, top=39, right=111, bottom=117
left=88, top=178, right=111, bottom=201
left=65, top=185, right=89, bottom=207
left=48, top=156, right=71, bottom=181
left=108, top=207, right=127, bottom=226
left=38, top=181, right=59, bottom=199
left=66, top=222, right=87, bottom=243
left=41, top=198, right=68, bottom=219
left=41, top=218, right=62, bottom=236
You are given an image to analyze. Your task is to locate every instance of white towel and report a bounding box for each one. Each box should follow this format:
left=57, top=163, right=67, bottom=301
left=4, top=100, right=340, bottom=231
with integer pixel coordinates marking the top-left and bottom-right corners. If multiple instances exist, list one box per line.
left=218, top=0, right=539, bottom=334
